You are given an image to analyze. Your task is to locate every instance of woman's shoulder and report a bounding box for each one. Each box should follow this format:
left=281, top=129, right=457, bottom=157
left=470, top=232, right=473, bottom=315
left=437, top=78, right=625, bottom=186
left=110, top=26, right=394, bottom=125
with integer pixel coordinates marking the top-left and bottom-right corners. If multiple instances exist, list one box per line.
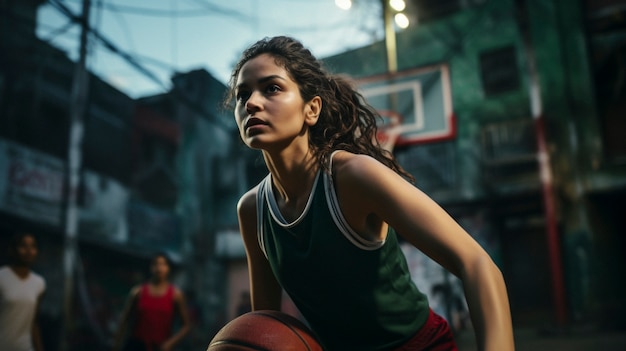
left=170, top=284, right=185, bottom=298
left=331, top=150, right=390, bottom=181
left=237, top=181, right=264, bottom=217
left=331, top=149, right=373, bottom=165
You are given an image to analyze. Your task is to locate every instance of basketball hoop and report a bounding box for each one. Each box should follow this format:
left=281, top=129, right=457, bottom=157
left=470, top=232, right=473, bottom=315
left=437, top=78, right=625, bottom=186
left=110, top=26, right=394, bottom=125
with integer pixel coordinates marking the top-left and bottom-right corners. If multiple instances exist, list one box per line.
left=358, top=64, right=456, bottom=147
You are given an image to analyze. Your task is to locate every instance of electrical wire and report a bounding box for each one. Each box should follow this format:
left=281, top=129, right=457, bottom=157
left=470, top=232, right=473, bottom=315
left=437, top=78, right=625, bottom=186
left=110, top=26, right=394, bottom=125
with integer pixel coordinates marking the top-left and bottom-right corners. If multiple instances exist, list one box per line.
left=40, top=20, right=75, bottom=44
left=48, top=0, right=169, bottom=90
left=184, top=0, right=252, bottom=21
left=102, top=1, right=137, bottom=54
left=42, top=0, right=391, bottom=124
left=46, top=0, right=235, bottom=125
left=59, top=0, right=251, bottom=20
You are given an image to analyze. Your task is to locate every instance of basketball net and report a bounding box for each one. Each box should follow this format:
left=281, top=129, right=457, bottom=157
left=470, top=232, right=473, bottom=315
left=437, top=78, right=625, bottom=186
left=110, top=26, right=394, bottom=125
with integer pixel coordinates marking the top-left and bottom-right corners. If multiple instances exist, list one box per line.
left=376, top=125, right=403, bottom=153
left=375, top=110, right=404, bottom=153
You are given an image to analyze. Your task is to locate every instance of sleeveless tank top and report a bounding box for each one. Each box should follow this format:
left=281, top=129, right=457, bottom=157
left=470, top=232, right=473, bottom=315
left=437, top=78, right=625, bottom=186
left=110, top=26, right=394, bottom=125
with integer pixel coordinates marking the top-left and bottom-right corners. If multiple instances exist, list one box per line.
left=132, top=284, right=175, bottom=345
left=256, top=155, right=430, bottom=351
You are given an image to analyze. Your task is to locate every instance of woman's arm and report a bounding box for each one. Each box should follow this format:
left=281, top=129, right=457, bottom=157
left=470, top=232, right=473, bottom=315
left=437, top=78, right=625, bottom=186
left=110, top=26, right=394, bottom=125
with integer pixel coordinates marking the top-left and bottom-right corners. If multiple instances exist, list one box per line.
left=160, top=288, right=191, bottom=351
left=237, top=188, right=283, bottom=311
left=111, top=287, right=139, bottom=351
left=333, top=152, right=514, bottom=351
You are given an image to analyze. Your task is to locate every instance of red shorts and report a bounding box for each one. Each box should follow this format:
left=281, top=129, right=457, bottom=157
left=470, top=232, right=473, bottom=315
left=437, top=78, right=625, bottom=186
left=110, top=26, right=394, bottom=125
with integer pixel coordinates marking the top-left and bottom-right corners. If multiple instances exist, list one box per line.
left=393, top=309, right=458, bottom=351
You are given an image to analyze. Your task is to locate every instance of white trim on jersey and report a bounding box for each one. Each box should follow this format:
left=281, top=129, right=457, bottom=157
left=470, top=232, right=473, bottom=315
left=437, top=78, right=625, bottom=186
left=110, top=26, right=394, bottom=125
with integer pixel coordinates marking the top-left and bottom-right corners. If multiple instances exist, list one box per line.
left=325, top=151, right=386, bottom=251
left=255, top=150, right=386, bottom=258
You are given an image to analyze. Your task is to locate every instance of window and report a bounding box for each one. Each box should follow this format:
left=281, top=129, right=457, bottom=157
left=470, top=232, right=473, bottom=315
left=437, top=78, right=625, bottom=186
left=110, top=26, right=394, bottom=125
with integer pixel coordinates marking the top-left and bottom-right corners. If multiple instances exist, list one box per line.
left=479, top=46, right=520, bottom=97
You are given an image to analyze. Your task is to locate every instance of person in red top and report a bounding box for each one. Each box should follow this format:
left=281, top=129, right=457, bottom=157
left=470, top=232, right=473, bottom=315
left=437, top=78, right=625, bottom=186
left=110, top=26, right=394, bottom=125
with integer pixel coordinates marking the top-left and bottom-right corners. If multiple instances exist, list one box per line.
left=112, top=253, right=191, bottom=351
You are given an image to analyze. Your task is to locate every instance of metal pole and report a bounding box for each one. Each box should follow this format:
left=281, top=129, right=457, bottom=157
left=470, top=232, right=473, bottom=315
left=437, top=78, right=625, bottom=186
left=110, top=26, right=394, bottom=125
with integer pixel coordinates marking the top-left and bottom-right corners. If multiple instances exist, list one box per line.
left=515, top=0, right=567, bottom=326
left=61, top=0, right=90, bottom=349
left=381, top=0, right=398, bottom=74
left=380, top=0, right=401, bottom=131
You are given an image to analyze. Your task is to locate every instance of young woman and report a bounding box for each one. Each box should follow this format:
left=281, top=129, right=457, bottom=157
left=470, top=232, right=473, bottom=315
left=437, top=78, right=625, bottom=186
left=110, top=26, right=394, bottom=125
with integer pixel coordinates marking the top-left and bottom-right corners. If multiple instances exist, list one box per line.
left=0, top=232, right=46, bottom=351
left=228, top=36, right=514, bottom=351
left=112, top=253, right=191, bottom=351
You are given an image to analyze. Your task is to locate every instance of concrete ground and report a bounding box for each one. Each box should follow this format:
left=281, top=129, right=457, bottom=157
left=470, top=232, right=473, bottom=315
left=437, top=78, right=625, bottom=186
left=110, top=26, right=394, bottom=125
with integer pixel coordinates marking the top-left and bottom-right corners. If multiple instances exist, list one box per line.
left=455, top=327, right=626, bottom=351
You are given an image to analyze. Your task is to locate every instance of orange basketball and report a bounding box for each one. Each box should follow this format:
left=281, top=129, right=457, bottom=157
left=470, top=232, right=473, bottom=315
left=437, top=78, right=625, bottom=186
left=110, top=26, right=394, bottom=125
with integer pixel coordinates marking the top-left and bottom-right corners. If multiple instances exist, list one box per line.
left=207, top=310, right=323, bottom=351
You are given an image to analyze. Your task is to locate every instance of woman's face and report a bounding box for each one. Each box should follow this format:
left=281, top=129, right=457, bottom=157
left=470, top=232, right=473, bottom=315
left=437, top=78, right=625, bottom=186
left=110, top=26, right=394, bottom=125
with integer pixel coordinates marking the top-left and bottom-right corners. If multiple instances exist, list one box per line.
left=151, top=256, right=170, bottom=280
left=234, top=53, right=319, bottom=151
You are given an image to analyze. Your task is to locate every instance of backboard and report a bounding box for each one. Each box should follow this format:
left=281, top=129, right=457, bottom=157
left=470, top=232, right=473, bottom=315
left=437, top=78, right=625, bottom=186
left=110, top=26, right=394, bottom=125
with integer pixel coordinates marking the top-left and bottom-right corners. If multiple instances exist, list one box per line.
left=357, top=64, right=456, bottom=147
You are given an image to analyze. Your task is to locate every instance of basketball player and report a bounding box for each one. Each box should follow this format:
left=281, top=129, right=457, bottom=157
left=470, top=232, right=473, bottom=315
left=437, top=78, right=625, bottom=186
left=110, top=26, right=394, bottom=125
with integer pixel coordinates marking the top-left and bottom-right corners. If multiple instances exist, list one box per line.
left=228, top=36, right=514, bottom=351
left=112, top=253, right=191, bottom=351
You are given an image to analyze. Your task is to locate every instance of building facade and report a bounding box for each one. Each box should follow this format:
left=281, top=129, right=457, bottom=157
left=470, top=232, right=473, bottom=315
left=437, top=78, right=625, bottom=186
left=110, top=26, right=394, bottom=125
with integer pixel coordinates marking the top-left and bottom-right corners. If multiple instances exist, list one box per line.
left=322, top=0, right=625, bottom=329
left=1, top=1, right=238, bottom=349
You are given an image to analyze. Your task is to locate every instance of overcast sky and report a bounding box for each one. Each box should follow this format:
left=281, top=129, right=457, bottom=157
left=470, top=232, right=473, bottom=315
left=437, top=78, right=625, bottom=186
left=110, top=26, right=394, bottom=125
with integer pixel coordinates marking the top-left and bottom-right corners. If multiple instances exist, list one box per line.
left=36, top=0, right=384, bottom=98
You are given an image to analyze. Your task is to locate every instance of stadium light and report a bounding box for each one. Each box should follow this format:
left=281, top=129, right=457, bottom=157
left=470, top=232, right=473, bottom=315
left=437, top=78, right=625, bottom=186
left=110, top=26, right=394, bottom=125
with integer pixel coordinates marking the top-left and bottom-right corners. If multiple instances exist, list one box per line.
left=335, top=0, right=352, bottom=10
left=335, top=0, right=411, bottom=73
left=389, top=0, right=406, bottom=12
left=394, top=12, right=409, bottom=29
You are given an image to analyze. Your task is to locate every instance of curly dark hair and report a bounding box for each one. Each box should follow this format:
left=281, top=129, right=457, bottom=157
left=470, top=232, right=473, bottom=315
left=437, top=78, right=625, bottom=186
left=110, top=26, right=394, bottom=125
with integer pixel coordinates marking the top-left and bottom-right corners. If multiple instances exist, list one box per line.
left=225, top=36, right=413, bottom=182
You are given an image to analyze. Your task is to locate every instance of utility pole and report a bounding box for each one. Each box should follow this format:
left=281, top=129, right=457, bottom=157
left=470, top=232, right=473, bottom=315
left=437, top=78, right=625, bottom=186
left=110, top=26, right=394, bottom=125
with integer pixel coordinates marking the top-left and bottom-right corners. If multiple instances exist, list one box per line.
left=515, top=0, right=567, bottom=327
left=381, top=0, right=398, bottom=74
left=61, top=0, right=90, bottom=349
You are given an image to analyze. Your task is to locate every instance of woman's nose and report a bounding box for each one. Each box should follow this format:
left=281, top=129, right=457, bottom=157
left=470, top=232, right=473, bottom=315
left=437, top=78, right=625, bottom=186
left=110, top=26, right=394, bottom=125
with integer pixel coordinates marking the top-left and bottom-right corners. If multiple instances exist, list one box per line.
left=245, top=91, right=262, bottom=114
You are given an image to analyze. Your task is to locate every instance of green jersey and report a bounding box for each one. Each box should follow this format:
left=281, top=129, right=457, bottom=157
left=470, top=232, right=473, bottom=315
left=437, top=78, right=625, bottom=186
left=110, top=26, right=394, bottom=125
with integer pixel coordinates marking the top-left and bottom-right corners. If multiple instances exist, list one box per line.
left=256, top=168, right=430, bottom=351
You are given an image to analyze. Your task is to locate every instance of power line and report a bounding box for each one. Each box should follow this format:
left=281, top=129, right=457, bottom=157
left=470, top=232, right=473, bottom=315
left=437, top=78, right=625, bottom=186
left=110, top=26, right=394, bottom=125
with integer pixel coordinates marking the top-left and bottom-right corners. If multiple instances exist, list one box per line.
left=184, top=0, right=252, bottom=20
left=47, top=0, right=232, bottom=126
left=48, top=0, right=169, bottom=90
left=103, top=1, right=137, bottom=53
left=60, top=0, right=252, bottom=20
left=7, top=5, right=174, bottom=84
left=40, top=20, right=74, bottom=43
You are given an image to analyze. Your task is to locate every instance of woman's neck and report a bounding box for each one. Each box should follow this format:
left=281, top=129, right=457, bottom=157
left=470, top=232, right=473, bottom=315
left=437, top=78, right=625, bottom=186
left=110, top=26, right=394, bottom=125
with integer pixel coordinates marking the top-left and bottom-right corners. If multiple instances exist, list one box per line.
left=150, top=278, right=169, bottom=287
left=264, top=148, right=319, bottom=203
left=147, top=279, right=170, bottom=296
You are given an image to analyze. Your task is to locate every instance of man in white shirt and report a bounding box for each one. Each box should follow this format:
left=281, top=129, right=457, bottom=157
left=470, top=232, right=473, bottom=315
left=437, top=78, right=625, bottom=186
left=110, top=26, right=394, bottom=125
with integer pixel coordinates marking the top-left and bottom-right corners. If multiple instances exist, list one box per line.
left=0, top=232, right=46, bottom=351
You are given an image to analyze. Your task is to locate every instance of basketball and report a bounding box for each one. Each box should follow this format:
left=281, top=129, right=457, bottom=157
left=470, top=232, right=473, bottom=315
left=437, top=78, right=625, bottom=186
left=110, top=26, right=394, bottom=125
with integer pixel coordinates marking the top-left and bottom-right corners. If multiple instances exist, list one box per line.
left=207, top=310, right=323, bottom=351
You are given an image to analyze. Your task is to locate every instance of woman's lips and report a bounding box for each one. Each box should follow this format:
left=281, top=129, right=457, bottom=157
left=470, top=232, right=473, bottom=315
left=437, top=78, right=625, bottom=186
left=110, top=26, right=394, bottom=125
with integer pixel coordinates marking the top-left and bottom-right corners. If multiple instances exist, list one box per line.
left=245, top=117, right=267, bottom=131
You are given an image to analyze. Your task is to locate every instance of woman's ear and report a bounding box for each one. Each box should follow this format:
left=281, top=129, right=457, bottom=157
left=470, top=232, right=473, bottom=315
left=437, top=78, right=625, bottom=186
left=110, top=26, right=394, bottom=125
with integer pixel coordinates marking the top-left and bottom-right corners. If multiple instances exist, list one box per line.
left=304, top=96, right=322, bottom=126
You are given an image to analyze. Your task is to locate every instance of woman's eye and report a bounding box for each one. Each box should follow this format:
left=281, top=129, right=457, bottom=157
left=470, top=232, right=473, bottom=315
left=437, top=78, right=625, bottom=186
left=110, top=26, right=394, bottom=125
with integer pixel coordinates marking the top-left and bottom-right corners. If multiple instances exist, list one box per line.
left=236, top=91, right=250, bottom=101
left=266, top=84, right=280, bottom=94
